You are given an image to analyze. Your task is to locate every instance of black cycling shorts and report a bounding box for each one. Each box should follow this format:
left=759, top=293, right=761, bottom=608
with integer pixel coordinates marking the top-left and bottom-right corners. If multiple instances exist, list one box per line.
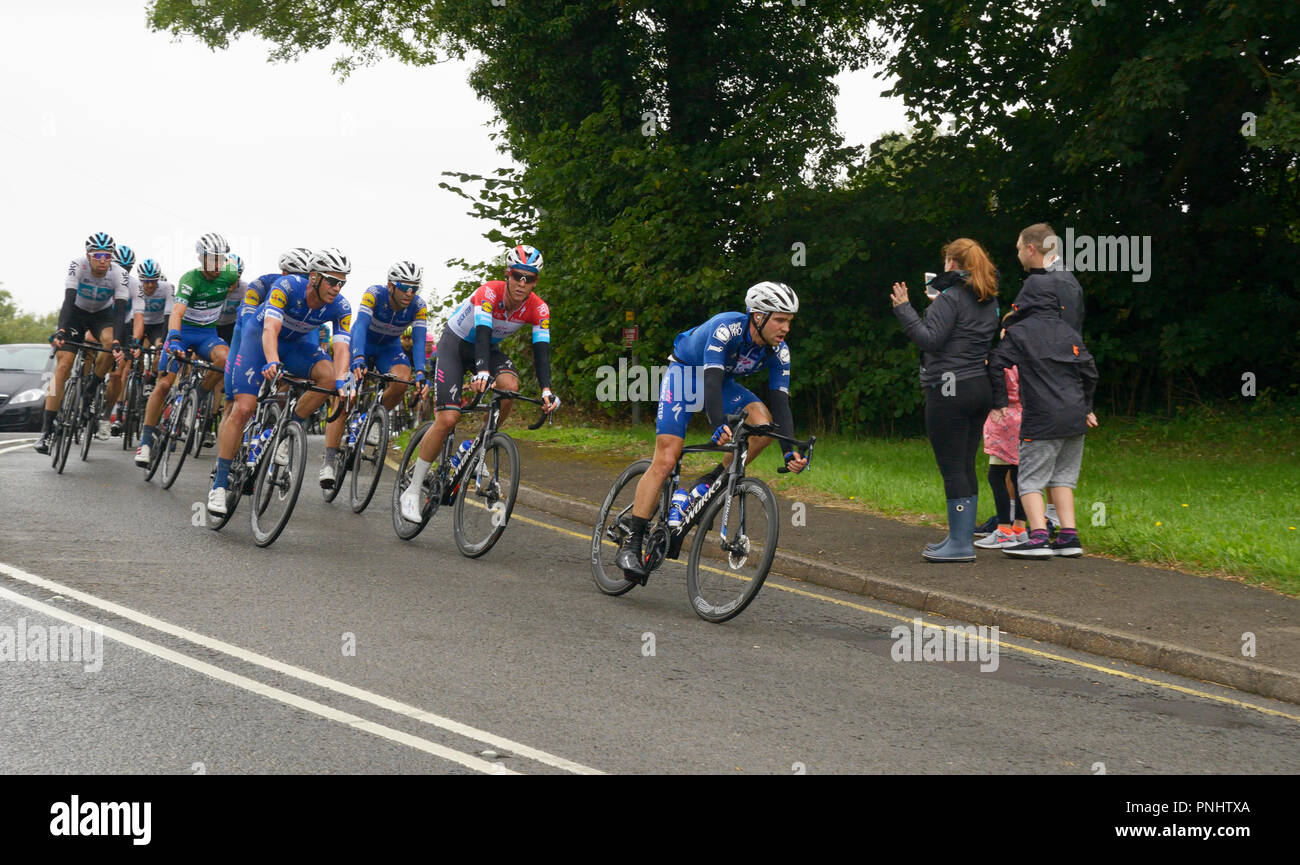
left=433, top=328, right=516, bottom=410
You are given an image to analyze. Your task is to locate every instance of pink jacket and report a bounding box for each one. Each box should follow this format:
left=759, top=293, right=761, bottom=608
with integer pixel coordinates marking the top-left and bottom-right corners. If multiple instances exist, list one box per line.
left=983, top=366, right=1021, bottom=464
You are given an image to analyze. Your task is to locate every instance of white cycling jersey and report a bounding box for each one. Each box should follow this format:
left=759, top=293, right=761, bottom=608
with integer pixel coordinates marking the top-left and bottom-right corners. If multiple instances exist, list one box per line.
left=65, top=258, right=130, bottom=313
left=131, top=279, right=176, bottom=326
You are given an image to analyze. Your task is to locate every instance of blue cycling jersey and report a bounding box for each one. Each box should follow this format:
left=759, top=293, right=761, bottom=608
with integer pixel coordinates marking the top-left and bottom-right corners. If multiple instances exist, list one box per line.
left=254, top=274, right=352, bottom=346
left=671, top=311, right=790, bottom=393
left=239, top=272, right=280, bottom=321
left=351, top=284, right=427, bottom=368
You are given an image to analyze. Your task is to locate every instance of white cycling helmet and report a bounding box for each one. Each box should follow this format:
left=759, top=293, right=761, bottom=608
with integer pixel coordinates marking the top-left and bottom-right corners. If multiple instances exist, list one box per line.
left=310, top=247, right=351, bottom=275
left=388, top=260, right=423, bottom=286
left=745, top=281, right=799, bottom=314
left=195, top=232, right=230, bottom=256
left=278, top=247, right=314, bottom=275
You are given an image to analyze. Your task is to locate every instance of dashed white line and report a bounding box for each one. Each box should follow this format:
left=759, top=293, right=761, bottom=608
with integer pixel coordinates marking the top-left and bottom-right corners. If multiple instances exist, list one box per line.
left=0, top=561, right=603, bottom=774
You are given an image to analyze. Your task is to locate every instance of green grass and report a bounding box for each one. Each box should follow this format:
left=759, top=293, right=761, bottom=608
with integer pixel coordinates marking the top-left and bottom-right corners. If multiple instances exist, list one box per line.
left=506, top=408, right=1300, bottom=596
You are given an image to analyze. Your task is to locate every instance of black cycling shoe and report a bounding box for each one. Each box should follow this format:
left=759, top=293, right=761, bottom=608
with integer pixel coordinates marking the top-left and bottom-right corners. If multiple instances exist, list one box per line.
left=33, top=433, right=51, bottom=455
left=616, top=535, right=650, bottom=585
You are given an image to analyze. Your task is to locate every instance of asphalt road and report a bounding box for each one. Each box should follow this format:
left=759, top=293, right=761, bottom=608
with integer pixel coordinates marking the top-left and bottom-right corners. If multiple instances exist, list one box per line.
left=2, top=431, right=1298, bottom=775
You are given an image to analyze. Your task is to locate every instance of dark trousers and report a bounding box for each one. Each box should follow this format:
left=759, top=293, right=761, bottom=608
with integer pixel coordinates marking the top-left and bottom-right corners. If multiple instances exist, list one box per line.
left=924, top=375, right=992, bottom=499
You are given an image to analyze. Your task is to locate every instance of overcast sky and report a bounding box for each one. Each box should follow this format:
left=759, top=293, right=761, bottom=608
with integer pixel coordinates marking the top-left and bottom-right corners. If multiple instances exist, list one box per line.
left=0, top=0, right=908, bottom=318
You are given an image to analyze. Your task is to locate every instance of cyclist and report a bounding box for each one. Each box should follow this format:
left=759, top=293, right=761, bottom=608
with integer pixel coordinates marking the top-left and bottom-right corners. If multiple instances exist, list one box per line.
left=207, top=247, right=354, bottom=516
left=224, top=246, right=314, bottom=419
left=210, top=251, right=248, bottom=437
left=111, top=258, right=175, bottom=434
left=398, top=244, right=559, bottom=522
left=614, top=281, right=808, bottom=582
left=340, top=260, right=429, bottom=479
left=34, top=233, right=130, bottom=454
left=104, top=244, right=137, bottom=437
left=134, top=232, right=238, bottom=467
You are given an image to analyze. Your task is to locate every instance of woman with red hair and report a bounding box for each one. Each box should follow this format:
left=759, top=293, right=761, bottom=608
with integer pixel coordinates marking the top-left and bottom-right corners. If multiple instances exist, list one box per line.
left=890, top=238, right=1000, bottom=562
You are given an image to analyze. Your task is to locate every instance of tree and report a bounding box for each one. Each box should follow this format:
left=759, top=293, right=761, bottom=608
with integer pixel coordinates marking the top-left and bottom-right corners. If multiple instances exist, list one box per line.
left=0, top=287, right=59, bottom=344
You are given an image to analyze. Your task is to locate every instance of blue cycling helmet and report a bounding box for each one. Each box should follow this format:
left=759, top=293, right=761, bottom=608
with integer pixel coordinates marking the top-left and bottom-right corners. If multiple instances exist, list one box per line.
left=505, top=243, right=543, bottom=274
left=138, top=259, right=163, bottom=280
left=228, top=252, right=244, bottom=274
left=85, top=232, right=115, bottom=253
left=114, top=245, right=136, bottom=271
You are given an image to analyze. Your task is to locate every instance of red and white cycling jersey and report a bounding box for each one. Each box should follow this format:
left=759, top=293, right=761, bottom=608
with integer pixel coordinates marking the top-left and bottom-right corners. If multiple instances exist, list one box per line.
left=444, top=281, right=551, bottom=346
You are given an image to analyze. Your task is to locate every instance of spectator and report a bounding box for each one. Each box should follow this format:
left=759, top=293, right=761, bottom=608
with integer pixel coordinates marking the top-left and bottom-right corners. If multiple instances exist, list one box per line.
left=1015, top=223, right=1084, bottom=334
left=974, top=365, right=1028, bottom=549
left=987, top=287, right=1099, bottom=558
left=891, top=238, right=1000, bottom=562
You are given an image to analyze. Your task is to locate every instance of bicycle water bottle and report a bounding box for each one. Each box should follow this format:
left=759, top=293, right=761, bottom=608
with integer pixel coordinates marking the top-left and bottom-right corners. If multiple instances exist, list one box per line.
left=247, top=429, right=274, bottom=466
left=688, top=482, right=710, bottom=507
left=668, top=488, right=691, bottom=528
left=449, top=438, right=474, bottom=470
left=346, top=411, right=365, bottom=446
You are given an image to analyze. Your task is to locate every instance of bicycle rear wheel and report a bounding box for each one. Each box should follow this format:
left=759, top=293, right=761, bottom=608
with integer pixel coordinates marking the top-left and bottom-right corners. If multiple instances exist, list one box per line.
left=685, top=477, right=779, bottom=623
left=161, top=389, right=198, bottom=490
left=590, top=459, right=655, bottom=596
left=350, top=405, right=389, bottom=513
left=78, top=381, right=103, bottom=462
left=392, top=421, right=441, bottom=540
left=453, top=433, right=520, bottom=558
left=251, top=421, right=307, bottom=547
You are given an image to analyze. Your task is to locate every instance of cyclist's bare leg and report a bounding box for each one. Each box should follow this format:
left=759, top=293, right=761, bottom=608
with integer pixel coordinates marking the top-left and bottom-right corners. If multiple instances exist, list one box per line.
left=632, top=434, right=685, bottom=520
left=46, top=350, right=75, bottom=411
left=217, top=392, right=258, bottom=462
left=493, top=370, right=520, bottom=425
left=381, top=363, right=411, bottom=411
left=143, top=369, right=177, bottom=428
left=416, top=408, right=460, bottom=463
left=305, top=358, right=344, bottom=450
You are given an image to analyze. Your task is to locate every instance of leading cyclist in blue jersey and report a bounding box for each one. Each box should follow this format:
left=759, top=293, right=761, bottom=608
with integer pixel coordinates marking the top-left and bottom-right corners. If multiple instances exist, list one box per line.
left=615, top=282, right=807, bottom=582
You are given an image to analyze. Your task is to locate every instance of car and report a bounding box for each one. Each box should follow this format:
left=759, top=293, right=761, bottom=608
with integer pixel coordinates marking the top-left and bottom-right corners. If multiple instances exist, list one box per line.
left=0, top=343, right=56, bottom=432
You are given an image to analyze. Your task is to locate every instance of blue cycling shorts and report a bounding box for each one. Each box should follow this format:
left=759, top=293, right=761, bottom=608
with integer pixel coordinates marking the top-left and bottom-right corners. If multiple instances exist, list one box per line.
left=654, top=361, right=759, bottom=439
left=227, top=319, right=330, bottom=397
left=164, top=323, right=228, bottom=374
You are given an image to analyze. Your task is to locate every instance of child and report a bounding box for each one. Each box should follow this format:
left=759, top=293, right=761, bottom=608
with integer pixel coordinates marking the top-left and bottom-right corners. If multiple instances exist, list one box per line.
left=975, top=365, right=1028, bottom=549
left=987, top=286, right=1098, bottom=558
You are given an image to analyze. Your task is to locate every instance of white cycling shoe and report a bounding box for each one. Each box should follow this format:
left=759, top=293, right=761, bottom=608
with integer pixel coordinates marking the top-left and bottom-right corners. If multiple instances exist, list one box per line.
left=399, top=488, right=423, bottom=523
left=366, top=424, right=381, bottom=446
left=319, top=461, right=336, bottom=489
left=207, top=487, right=228, bottom=516
left=134, top=444, right=151, bottom=467
left=274, top=438, right=291, bottom=466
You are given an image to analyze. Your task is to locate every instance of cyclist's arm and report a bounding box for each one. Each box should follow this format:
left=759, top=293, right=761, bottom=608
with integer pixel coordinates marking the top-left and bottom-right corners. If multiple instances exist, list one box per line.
left=167, top=302, right=187, bottom=334
left=330, top=305, right=353, bottom=381
left=132, top=312, right=144, bottom=343
left=766, top=344, right=793, bottom=439
left=261, top=317, right=282, bottom=366
left=350, top=291, right=374, bottom=362
left=703, top=367, right=726, bottom=429
left=112, top=299, right=128, bottom=344
left=474, top=324, right=492, bottom=375
left=411, top=321, right=427, bottom=371
left=531, top=341, right=552, bottom=390
left=57, top=261, right=78, bottom=332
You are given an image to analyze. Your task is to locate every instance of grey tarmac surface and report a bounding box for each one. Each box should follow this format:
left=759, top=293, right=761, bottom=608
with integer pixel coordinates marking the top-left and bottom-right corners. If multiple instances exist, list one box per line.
left=1, top=432, right=1298, bottom=775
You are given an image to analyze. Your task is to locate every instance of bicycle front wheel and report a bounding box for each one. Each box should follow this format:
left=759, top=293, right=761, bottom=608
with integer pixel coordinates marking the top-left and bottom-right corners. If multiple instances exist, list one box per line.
left=161, top=389, right=198, bottom=490
left=590, top=459, right=654, bottom=596
left=686, top=477, right=779, bottom=623
left=52, top=378, right=80, bottom=474
left=251, top=421, right=307, bottom=547
left=453, top=433, right=520, bottom=558
left=350, top=405, right=389, bottom=513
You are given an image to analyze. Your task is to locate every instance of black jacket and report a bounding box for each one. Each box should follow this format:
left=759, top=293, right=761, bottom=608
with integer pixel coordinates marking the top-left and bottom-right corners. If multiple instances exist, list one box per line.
left=893, top=270, right=999, bottom=388
left=988, top=288, right=1098, bottom=440
left=1013, top=267, right=1084, bottom=334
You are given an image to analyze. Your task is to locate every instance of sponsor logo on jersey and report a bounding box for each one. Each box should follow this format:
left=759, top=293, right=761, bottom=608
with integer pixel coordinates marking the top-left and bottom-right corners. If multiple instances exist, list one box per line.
left=778, top=343, right=790, bottom=364
left=269, top=288, right=288, bottom=308
left=480, top=300, right=494, bottom=314
left=337, top=313, right=352, bottom=333
left=360, top=291, right=376, bottom=309
left=539, top=317, right=550, bottom=330
left=713, top=324, right=731, bottom=343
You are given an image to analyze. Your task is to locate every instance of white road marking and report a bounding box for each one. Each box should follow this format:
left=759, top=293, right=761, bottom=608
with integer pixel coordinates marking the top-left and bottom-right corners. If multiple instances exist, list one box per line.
left=0, top=561, right=603, bottom=774
left=0, top=438, right=40, bottom=455
left=0, top=584, right=515, bottom=775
